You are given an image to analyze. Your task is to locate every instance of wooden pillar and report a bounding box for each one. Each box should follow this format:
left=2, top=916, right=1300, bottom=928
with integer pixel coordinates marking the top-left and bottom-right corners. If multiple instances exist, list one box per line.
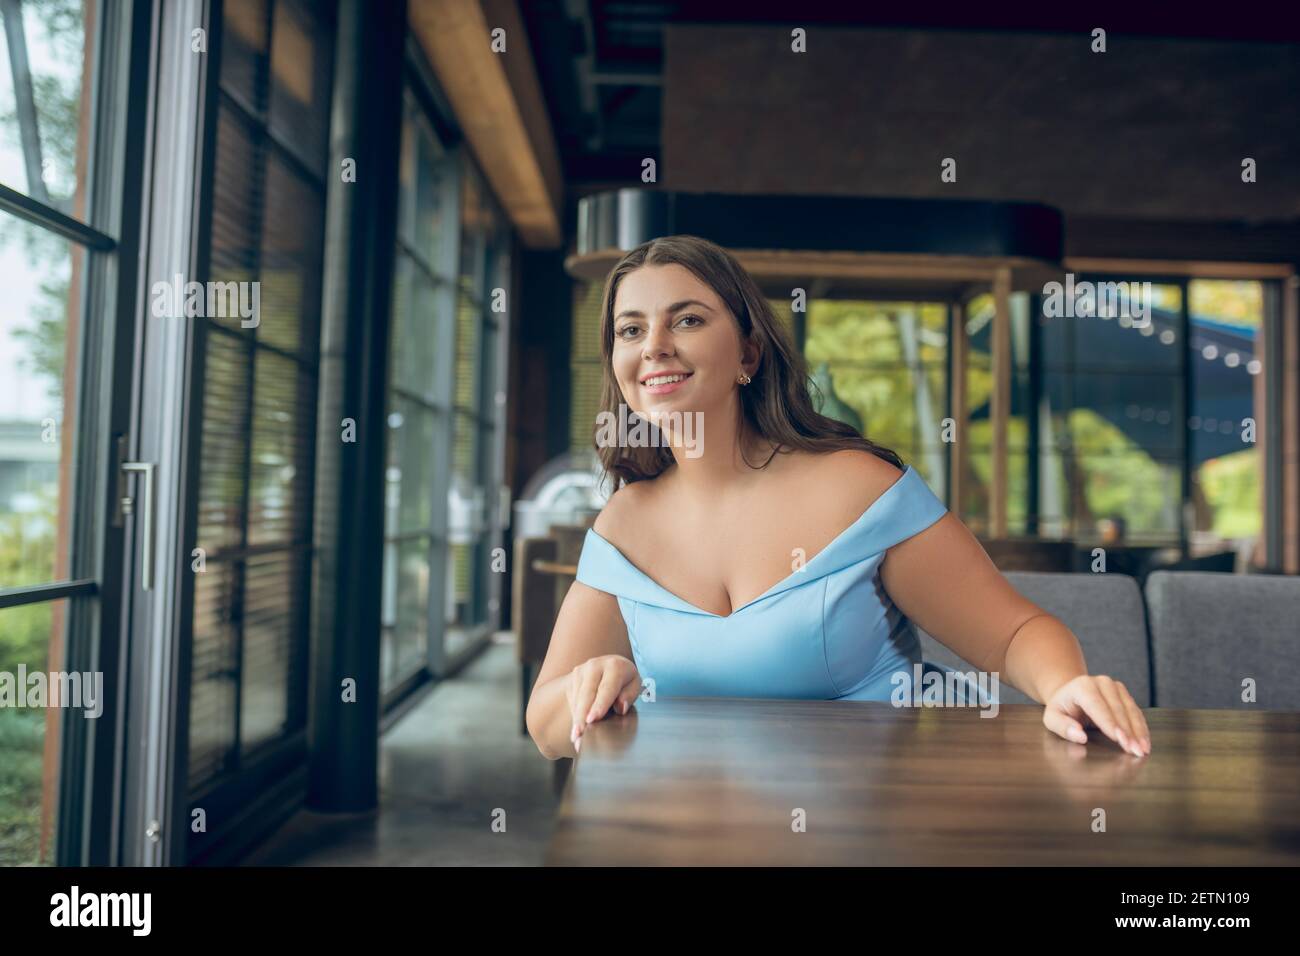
left=949, top=301, right=967, bottom=517
left=990, top=268, right=1012, bottom=538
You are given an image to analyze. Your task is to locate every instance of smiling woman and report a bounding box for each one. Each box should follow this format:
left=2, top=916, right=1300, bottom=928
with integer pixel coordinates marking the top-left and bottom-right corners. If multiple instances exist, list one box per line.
left=525, top=235, right=1152, bottom=764
left=597, top=236, right=903, bottom=486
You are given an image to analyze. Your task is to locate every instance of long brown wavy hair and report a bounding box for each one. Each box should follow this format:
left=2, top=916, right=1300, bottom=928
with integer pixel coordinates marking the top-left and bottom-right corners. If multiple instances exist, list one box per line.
left=593, top=234, right=903, bottom=491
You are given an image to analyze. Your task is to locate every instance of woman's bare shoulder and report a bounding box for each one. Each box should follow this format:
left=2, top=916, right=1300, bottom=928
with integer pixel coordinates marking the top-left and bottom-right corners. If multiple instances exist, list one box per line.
left=806, top=446, right=901, bottom=479
left=805, top=448, right=906, bottom=512
left=591, top=473, right=667, bottom=543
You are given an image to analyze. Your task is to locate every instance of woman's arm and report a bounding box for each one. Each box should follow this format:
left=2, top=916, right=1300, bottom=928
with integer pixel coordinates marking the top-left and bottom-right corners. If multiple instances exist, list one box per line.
left=525, top=578, right=638, bottom=760
left=880, top=512, right=1151, bottom=755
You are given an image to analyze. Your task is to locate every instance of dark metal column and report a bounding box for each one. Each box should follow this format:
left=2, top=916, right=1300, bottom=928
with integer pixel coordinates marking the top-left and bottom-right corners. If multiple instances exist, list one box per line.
left=308, top=0, right=406, bottom=811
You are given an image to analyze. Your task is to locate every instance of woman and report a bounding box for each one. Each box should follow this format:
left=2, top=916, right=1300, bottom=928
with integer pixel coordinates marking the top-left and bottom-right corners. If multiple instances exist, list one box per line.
left=525, top=235, right=1151, bottom=761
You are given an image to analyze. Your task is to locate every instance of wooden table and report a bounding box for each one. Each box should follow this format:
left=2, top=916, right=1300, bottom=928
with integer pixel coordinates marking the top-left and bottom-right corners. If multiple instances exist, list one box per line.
left=545, top=698, right=1300, bottom=865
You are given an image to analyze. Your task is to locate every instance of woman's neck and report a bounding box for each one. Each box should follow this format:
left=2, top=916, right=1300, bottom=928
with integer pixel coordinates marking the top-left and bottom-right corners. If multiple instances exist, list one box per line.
left=662, top=414, right=782, bottom=499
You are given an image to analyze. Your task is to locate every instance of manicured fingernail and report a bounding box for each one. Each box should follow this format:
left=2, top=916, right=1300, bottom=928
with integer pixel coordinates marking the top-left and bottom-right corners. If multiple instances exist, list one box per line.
left=574, top=736, right=581, bottom=753
left=570, top=723, right=578, bottom=742
left=586, top=710, right=595, bottom=724
left=620, top=701, right=628, bottom=715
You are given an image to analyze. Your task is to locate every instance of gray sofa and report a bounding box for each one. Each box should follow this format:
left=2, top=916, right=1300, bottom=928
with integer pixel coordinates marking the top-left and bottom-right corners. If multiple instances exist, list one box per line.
left=915, top=571, right=1299, bottom=710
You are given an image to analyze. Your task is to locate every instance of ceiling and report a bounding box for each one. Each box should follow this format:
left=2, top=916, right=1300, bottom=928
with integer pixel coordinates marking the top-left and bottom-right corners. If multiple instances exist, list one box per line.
left=515, top=1, right=1300, bottom=198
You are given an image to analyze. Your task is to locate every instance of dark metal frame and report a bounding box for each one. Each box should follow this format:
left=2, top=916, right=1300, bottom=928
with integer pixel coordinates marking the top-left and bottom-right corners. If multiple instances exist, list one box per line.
left=0, top=0, right=155, bottom=867
left=0, top=183, right=115, bottom=250
left=76, top=0, right=155, bottom=871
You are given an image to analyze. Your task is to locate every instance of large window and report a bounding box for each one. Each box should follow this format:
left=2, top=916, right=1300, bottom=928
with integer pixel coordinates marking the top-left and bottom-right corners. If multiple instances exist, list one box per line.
left=0, top=0, right=98, bottom=866
left=446, top=151, right=510, bottom=661
left=803, top=299, right=949, bottom=493
left=949, top=274, right=1276, bottom=564
left=1187, top=280, right=1266, bottom=560
left=382, top=74, right=512, bottom=700
left=188, top=0, right=333, bottom=805
left=1035, top=281, right=1185, bottom=543
left=382, top=87, right=455, bottom=698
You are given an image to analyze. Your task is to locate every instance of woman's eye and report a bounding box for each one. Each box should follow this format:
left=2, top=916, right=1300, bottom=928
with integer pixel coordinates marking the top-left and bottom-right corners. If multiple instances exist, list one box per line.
left=618, top=316, right=699, bottom=338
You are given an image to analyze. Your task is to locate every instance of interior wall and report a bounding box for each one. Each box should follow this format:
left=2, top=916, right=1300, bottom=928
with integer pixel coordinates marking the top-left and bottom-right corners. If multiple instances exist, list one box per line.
left=661, top=25, right=1299, bottom=227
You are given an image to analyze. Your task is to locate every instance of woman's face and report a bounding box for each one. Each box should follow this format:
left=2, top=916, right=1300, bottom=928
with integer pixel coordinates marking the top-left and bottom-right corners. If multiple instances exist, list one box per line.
left=610, top=263, right=751, bottom=421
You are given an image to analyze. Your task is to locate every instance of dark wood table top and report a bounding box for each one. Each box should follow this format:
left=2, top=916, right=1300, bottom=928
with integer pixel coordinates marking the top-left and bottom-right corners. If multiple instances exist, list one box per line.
left=545, top=698, right=1300, bottom=865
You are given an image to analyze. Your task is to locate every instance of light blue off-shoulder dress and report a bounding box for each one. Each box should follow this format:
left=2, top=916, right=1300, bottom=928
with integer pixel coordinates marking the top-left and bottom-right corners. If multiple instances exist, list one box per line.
left=573, top=464, right=948, bottom=702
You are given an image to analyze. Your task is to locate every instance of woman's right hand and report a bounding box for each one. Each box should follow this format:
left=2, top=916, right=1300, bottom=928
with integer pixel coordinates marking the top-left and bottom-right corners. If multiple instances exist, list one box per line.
left=566, top=655, right=642, bottom=752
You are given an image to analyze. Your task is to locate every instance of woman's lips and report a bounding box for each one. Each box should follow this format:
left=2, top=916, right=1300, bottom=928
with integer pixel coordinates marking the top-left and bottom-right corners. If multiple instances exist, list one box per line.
left=641, top=373, right=692, bottom=395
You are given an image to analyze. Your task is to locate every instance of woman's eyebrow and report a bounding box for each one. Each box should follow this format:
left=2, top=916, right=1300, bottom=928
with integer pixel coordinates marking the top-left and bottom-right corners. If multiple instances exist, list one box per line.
left=615, top=299, right=714, bottom=322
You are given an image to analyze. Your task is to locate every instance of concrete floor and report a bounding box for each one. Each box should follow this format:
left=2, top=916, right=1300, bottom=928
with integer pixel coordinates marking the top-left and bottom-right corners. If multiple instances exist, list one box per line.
left=242, top=633, right=568, bottom=865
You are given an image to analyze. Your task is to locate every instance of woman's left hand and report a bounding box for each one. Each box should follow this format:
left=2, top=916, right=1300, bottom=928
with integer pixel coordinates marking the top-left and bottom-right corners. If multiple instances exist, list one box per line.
left=1042, top=674, right=1151, bottom=756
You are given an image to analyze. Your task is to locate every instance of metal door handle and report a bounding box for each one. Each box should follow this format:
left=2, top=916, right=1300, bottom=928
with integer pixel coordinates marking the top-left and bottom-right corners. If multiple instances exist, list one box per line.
left=121, top=461, right=157, bottom=591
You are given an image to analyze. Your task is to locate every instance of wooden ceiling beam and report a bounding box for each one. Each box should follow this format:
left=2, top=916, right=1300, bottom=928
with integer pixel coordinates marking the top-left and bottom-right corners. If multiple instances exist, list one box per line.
left=409, top=0, right=564, bottom=248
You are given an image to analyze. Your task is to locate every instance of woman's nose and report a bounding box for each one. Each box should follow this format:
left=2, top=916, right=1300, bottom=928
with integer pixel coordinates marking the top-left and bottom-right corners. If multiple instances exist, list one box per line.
left=642, top=321, right=673, bottom=357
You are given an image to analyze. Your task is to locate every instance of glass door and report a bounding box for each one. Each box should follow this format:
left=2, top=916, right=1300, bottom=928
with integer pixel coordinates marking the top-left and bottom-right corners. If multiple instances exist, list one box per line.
left=0, top=0, right=149, bottom=866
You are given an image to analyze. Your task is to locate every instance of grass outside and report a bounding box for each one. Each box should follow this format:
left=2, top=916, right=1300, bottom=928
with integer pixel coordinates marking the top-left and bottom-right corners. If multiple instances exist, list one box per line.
left=0, top=708, right=50, bottom=866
